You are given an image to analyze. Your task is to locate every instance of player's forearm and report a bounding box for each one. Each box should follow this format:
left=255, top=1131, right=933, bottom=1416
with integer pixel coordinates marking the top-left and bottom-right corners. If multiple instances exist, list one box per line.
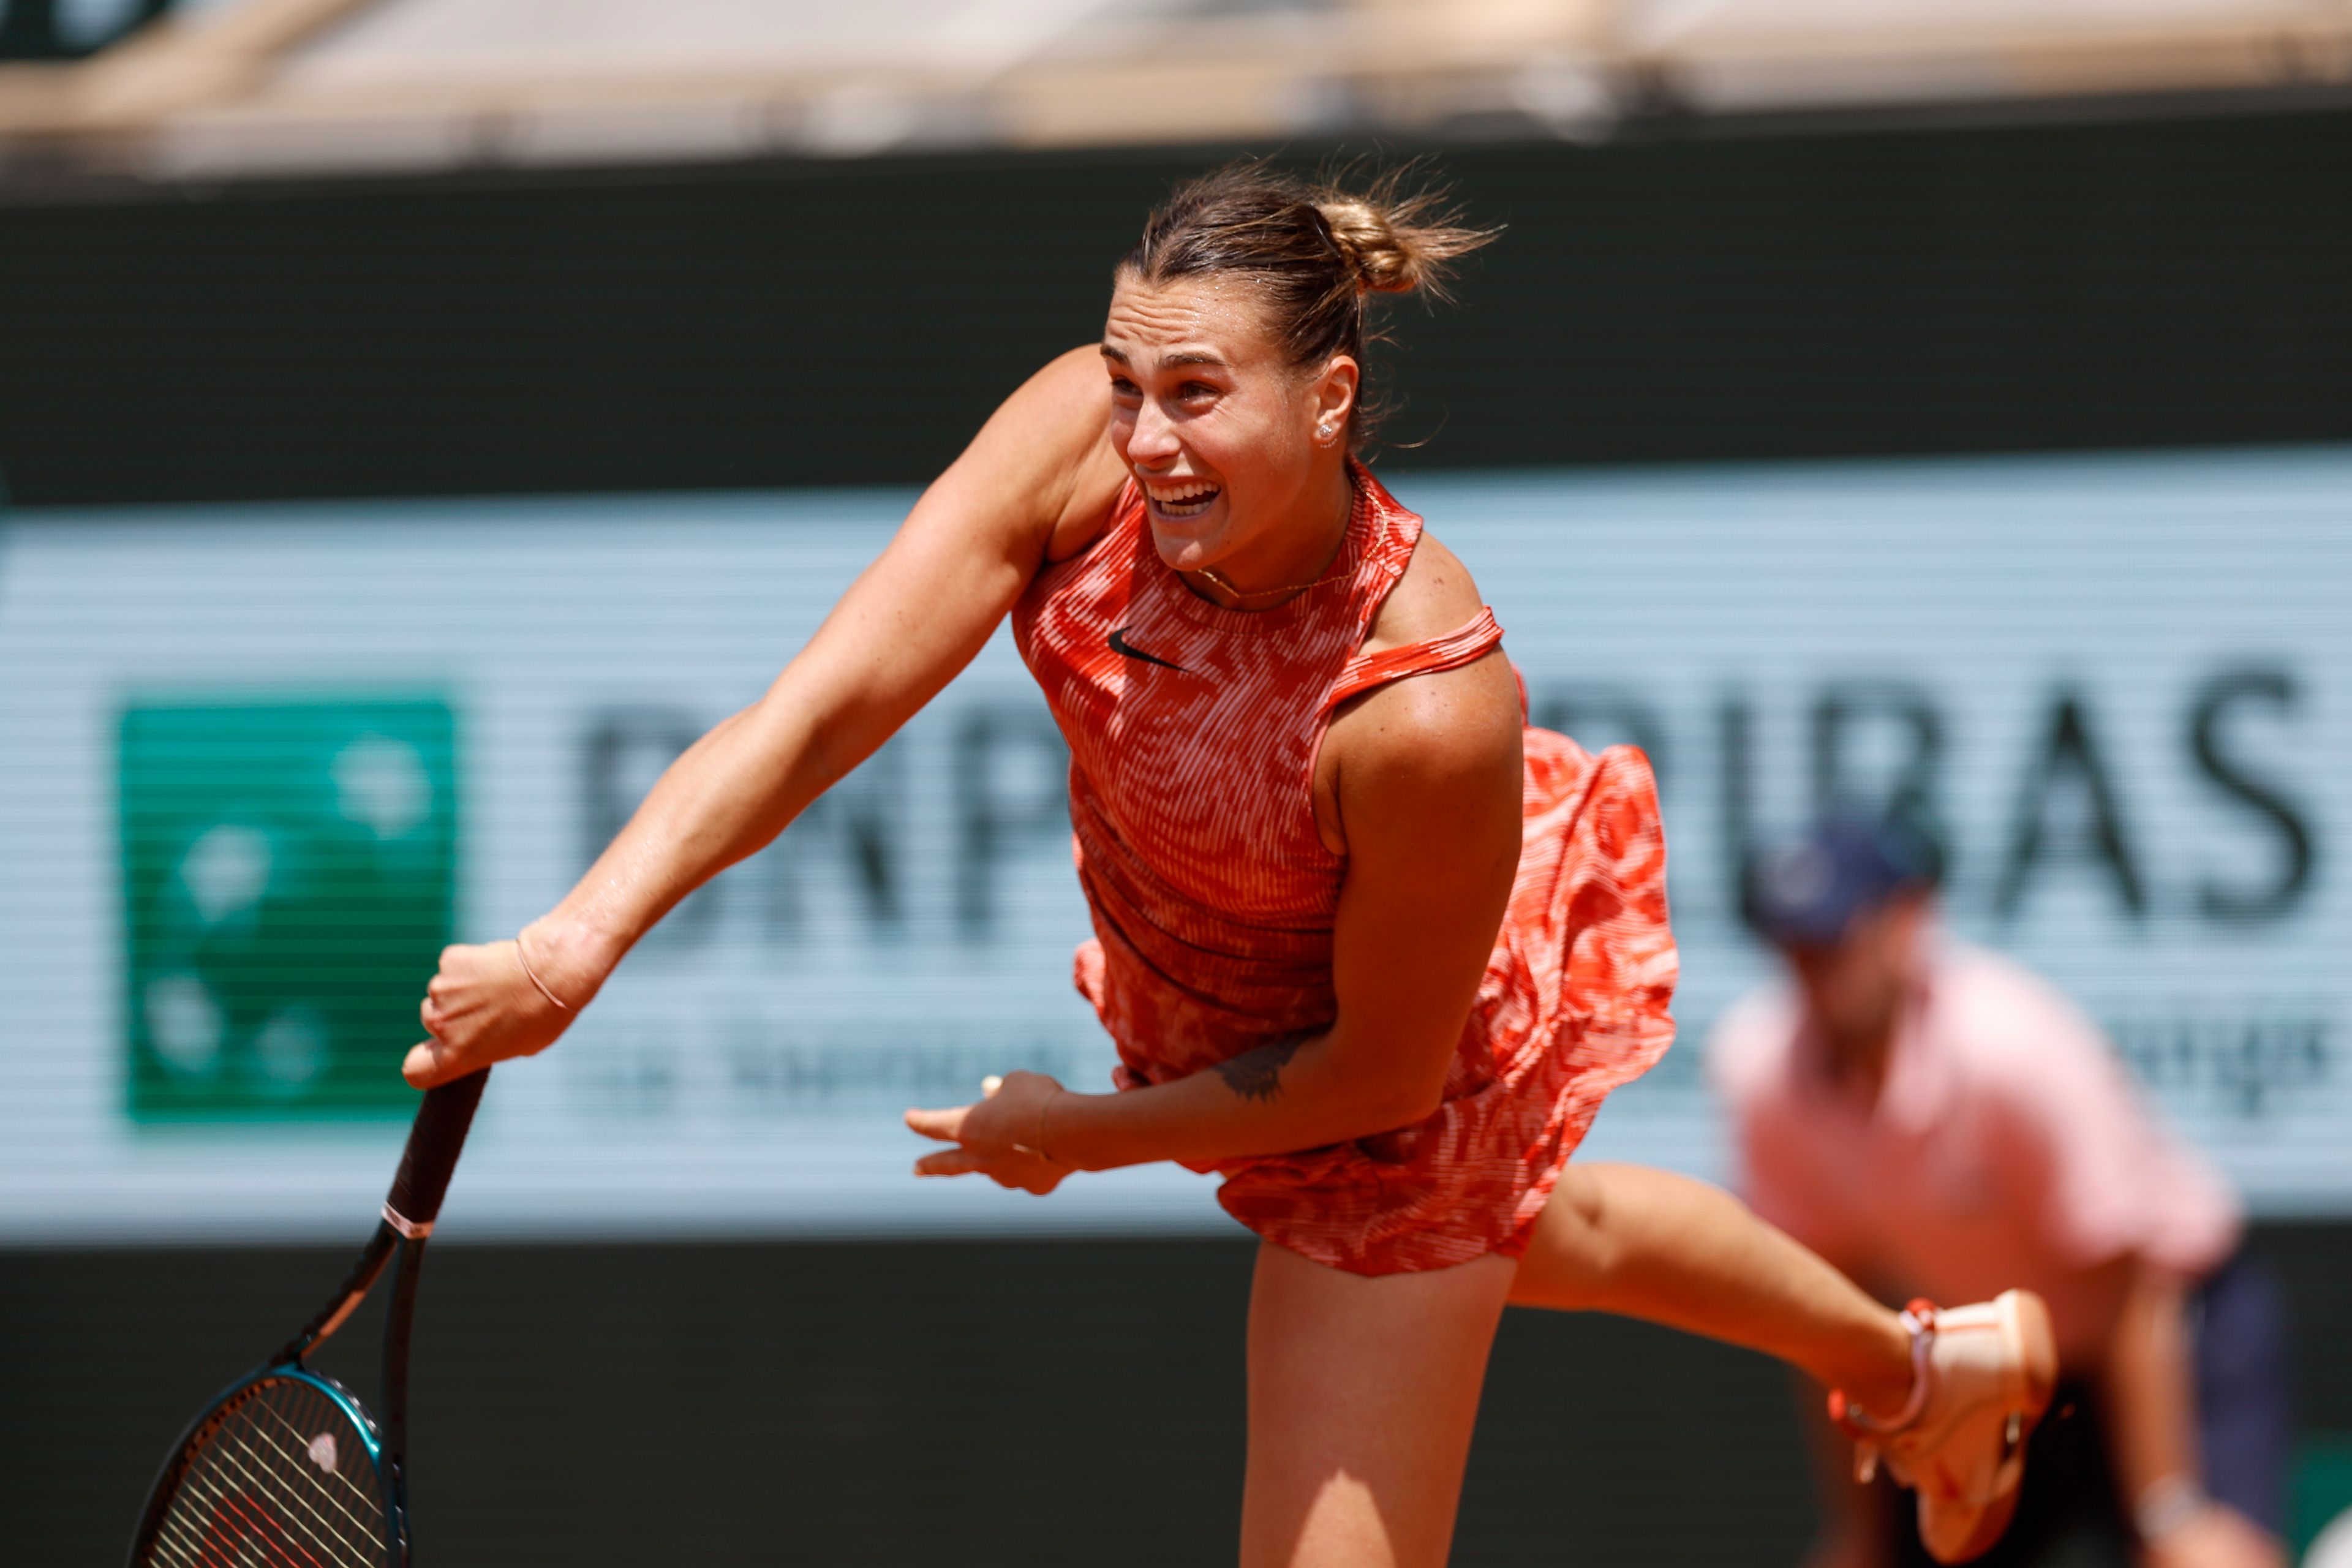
left=527, top=695, right=856, bottom=997
left=1041, top=1029, right=1446, bottom=1172
left=522, top=541, right=1029, bottom=1005
left=2097, top=1258, right=2203, bottom=1513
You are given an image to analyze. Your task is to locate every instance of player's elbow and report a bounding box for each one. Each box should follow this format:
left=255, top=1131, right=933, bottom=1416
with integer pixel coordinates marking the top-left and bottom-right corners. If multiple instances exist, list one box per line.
left=1393, top=1090, right=1447, bottom=1131
left=1400, top=1065, right=1452, bottom=1124
left=1316, top=1017, right=1460, bottom=1136
left=1302, top=1065, right=1444, bottom=1145
left=1355, top=1063, right=1450, bottom=1135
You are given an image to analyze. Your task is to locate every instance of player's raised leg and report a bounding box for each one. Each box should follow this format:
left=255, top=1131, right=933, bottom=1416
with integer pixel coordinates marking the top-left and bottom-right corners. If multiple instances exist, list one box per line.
left=1242, top=1242, right=1515, bottom=1568
left=1513, top=1162, right=2057, bottom=1564
left=1512, top=1162, right=1913, bottom=1405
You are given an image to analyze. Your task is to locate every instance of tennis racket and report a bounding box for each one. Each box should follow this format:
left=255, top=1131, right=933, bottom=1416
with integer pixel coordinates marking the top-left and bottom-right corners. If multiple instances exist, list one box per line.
left=126, top=1068, right=491, bottom=1568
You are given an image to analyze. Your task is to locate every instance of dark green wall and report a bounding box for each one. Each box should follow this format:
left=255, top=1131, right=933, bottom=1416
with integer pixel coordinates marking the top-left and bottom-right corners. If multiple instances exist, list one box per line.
left=3, top=103, right=2351, bottom=507
left=6, top=1226, right=2349, bottom=1567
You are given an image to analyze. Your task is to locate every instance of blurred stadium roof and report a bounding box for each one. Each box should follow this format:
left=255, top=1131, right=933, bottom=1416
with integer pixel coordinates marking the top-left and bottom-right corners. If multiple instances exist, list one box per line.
left=2, top=0, right=2348, bottom=182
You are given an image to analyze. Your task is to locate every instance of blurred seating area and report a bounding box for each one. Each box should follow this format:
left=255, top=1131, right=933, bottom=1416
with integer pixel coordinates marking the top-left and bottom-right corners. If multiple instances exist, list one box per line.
left=1, top=0, right=2348, bottom=183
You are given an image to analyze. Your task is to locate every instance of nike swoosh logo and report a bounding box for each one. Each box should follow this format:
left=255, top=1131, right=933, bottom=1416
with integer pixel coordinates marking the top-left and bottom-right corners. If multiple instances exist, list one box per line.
left=1107, top=627, right=1188, bottom=673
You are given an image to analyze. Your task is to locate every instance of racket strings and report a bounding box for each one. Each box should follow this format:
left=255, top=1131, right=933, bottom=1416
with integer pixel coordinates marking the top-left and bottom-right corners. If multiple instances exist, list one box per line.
left=251, top=1397, right=388, bottom=1522
left=187, top=1389, right=384, bottom=1564
left=154, top=1483, right=333, bottom=1568
left=206, top=1422, right=377, bottom=1559
left=154, top=1439, right=373, bottom=1568
left=152, top=1428, right=377, bottom=1568
left=143, top=1381, right=388, bottom=1568
left=153, top=1463, right=361, bottom=1568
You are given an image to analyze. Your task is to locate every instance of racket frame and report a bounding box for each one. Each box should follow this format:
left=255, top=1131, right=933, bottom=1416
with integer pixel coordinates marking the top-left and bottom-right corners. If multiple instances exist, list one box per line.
left=125, top=1360, right=400, bottom=1568
left=126, top=1070, right=486, bottom=1568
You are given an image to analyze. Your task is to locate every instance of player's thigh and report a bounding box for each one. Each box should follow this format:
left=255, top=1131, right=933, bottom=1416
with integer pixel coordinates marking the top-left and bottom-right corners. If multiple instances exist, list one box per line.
left=1507, top=1161, right=1615, bottom=1310
left=1242, top=1239, right=1517, bottom=1568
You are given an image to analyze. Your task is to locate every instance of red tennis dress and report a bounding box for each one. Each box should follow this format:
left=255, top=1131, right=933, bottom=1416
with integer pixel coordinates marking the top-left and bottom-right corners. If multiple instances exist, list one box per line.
left=1012, top=464, right=1676, bottom=1275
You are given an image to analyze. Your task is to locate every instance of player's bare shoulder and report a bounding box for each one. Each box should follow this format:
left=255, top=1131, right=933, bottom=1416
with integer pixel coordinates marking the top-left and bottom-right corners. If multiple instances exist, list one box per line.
left=1349, top=529, right=1517, bottom=766
left=1316, top=522, right=1521, bottom=852
left=1363, top=527, right=1485, bottom=655
left=948, top=345, right=1128, bottom=563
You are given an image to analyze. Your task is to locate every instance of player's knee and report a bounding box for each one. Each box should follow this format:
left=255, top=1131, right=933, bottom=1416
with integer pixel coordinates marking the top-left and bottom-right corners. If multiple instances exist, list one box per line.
left=1516, top=1167, right=1619, bottom=1307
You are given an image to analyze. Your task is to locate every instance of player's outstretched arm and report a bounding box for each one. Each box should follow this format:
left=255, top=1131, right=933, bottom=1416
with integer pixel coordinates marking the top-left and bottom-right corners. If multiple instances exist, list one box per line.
left=908, top=546, right=1525, bottom=1185
left=404, top=348, right=1126, bottom=1088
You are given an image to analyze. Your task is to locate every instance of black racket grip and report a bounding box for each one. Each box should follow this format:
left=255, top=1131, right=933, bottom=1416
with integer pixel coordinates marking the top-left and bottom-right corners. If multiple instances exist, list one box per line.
left=384, top=1068, right=490, bottom=1235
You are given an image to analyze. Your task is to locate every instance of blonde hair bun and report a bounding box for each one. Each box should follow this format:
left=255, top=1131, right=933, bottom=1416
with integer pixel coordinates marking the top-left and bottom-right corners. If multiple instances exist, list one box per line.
left=1314, top=169, right=1491, bottom=300
left=1314, top=199, right=1419, bottom=295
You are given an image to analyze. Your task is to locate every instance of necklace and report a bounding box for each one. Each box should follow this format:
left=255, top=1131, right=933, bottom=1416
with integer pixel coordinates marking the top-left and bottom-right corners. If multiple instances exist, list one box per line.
left=1188, top=557, right=1354, bottom=603
left=1178, top=472, right=1359, bottom=605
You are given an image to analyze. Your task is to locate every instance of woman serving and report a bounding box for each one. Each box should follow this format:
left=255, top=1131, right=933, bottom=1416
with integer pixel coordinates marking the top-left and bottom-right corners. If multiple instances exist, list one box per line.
left=408, top=165, right=2054, bottom=1568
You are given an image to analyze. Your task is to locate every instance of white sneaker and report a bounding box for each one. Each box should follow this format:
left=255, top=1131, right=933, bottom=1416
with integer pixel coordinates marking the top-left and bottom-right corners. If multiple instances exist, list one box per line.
left=1829, top=1291, right=2059, bottom=1564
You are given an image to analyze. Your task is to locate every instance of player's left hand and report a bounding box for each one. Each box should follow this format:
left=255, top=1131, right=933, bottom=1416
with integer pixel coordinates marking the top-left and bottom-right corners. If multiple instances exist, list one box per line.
left=2141, top=1504, right=2287, bottom=1568
left=907, top=1071, right=1071, bottom=1196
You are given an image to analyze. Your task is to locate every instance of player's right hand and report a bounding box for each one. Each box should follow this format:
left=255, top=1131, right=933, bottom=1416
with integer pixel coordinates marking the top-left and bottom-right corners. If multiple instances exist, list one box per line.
left=404, top=929, right=587, bottom=1088
left=2141, top=1505, right=2288, bottom=1568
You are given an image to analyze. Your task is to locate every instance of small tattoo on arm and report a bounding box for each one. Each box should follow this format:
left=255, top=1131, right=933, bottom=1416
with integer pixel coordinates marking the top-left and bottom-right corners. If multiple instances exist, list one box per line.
left=1216, top=1036, right=1305, bottom=1103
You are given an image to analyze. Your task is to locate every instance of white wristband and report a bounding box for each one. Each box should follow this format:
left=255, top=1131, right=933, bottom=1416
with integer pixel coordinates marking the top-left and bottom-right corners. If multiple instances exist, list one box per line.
left=2135, top=1475, right=2209, bottom=1543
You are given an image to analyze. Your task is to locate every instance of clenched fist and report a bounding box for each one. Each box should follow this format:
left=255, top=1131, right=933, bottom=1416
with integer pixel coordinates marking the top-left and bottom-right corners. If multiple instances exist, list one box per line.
left=405, top=925, right=598, bottom=1088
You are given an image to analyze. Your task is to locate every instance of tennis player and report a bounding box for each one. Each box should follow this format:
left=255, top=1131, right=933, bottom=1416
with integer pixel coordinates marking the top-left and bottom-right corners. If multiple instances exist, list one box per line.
left=406, top=165, right=2054, bottom=1568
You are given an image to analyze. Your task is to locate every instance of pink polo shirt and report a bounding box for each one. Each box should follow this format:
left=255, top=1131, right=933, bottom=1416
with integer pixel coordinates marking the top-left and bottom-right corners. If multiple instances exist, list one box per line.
left=1709, top=942, right=2240, bottom=1366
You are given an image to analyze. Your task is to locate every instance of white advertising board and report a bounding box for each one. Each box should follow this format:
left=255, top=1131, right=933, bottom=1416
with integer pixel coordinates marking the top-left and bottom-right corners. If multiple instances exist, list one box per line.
left=1, top=447, right=2345, bottom=1242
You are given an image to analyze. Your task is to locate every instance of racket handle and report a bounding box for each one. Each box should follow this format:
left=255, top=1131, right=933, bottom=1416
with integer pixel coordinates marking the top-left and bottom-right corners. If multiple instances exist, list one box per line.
left=384, top=1068, right=490, bottom=1237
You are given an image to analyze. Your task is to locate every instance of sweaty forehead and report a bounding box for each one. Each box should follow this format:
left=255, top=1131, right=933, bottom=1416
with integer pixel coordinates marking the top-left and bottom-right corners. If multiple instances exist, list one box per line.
left=1102, top=273, right=1276, bottom=368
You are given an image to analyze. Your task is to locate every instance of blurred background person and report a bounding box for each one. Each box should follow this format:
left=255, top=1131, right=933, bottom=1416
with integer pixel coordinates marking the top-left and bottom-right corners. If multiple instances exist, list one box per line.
left=1711, top=816, right=2293, bottom=1568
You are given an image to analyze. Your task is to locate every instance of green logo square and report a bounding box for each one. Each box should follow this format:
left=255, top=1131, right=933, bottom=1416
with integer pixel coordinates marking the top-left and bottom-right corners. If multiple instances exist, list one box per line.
left=120, top=698, right=457, bottom=1120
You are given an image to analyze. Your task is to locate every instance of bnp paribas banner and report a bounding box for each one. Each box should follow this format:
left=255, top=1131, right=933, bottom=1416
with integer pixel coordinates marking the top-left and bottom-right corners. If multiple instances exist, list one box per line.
left=0, top=448, right=2345, bottom=1242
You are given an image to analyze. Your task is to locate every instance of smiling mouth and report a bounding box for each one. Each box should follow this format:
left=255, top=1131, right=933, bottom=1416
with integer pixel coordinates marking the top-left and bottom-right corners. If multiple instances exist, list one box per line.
left=1142, top=479, right=1221, bottom=521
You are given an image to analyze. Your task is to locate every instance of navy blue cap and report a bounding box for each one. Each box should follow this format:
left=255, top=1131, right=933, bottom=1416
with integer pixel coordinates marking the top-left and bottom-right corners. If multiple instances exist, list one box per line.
left=1746, top=813, right=1940, bottom=948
